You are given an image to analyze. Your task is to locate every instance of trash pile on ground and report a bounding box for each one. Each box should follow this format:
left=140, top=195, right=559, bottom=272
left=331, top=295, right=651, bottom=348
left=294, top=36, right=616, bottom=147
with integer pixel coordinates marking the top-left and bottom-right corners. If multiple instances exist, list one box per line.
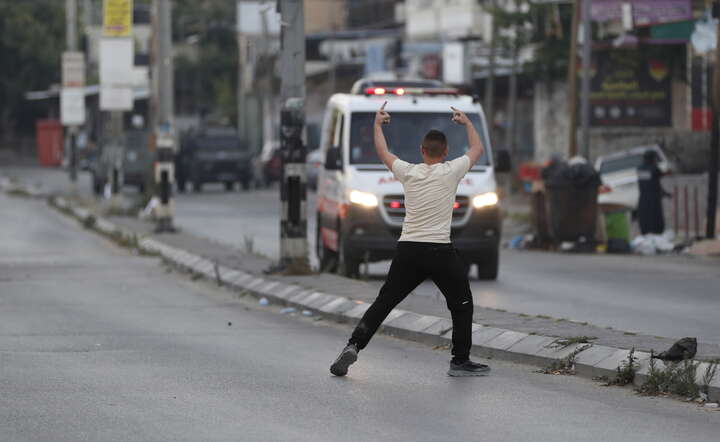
left=630, top=231, right=677, bottom=255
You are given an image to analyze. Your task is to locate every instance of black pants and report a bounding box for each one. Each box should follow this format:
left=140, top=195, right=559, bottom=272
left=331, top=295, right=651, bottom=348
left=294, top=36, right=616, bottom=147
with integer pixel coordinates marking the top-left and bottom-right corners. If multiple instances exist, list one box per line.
left=348, top=241, right=474, bottom=361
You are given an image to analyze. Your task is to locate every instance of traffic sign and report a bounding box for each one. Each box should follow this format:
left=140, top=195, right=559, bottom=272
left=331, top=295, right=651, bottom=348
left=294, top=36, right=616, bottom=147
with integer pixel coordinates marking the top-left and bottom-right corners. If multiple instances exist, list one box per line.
left=62, top=52, right=85, bottom=88
left=103, top=0, right=133, bottom=37
left=61, top=88, right=86, bottom=126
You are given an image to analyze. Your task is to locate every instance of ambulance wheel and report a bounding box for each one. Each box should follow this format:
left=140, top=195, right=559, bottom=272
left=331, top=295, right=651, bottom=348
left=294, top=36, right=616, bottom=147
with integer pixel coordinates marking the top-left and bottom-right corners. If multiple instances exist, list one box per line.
left=316, top=220, right=337, bottom=273
left=476, top=247, right=499, bottom=281
left=338, top=236, right=361, bottom=279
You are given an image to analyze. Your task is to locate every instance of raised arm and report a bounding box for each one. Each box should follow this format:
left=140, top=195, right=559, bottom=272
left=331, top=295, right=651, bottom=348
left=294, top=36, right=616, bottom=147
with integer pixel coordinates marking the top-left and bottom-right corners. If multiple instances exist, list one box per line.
left=374, top=101, right=398, bottom=170
left=451, top=107, right=485, bottom=166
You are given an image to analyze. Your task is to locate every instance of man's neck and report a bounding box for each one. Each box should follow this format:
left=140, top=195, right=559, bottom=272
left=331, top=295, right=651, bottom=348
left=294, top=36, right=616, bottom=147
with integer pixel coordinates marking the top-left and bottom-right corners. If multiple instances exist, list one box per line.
left=423, top=157, right=444, bottom=165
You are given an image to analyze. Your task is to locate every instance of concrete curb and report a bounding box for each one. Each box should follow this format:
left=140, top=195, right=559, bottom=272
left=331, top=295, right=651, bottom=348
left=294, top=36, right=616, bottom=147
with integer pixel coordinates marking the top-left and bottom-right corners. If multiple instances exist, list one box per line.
left=12, top=185, right=719, bottom=401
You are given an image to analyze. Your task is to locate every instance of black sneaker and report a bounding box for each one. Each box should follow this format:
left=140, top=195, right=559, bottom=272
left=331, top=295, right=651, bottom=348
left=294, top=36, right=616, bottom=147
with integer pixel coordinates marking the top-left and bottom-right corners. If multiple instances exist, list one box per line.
left=330, top=344, right=358, bottom=376
left=448, top=359, right=491, bottom=377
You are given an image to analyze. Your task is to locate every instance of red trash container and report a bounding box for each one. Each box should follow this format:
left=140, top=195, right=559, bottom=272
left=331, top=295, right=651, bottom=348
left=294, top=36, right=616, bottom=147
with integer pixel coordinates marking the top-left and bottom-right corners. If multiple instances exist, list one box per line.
left=36, top=120, right=64, bottom=167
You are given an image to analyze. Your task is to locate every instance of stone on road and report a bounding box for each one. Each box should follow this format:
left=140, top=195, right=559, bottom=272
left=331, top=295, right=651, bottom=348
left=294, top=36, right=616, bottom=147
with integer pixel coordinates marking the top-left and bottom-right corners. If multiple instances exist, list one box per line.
left=2, top=194, right=719, bottom=441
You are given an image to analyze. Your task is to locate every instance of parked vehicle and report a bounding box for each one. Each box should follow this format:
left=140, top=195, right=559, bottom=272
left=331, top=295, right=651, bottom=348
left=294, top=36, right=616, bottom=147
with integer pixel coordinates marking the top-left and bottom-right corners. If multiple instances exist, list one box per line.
left=175, top=127, right=252, bottom=192
left=90, top=129, right=152, bottom=195
left=259, top=140, right=282, bottom=187
left=315, top=82, right=510, bottom=280
left=595, top=145, right=672, bottom=209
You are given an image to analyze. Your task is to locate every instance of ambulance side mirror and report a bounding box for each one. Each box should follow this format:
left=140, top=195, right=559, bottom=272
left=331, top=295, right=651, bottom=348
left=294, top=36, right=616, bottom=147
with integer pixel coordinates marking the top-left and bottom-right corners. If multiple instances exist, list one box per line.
left=324, top=147, right=342, bottom=171
left=494, top=149, right=512, bottom=173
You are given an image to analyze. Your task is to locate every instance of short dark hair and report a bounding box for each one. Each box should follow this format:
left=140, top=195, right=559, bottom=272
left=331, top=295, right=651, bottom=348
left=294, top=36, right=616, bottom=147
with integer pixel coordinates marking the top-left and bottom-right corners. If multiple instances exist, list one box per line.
left=421, top=129, right=447, bottom=158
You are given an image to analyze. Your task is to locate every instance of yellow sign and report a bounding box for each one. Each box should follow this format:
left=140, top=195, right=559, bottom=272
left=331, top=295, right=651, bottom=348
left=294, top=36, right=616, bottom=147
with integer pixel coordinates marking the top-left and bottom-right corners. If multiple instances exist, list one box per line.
left=103, top=0, right=133, bottom=37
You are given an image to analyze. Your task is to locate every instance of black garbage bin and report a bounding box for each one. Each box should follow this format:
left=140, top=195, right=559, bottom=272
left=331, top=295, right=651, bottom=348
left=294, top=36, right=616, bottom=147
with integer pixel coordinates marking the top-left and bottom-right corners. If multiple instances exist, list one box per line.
left=542, top=160, right=601, bottom=248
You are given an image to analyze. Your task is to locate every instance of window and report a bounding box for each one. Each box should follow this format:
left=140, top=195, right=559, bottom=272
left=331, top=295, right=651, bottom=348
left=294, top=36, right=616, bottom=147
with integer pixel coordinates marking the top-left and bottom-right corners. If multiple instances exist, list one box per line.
left=349, top=112, right=490, bottom=166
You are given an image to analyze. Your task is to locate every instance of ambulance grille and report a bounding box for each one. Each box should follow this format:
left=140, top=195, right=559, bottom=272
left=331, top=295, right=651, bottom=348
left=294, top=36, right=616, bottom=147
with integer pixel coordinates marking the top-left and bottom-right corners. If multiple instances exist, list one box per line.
left=382, top=195, right=469, bottom=225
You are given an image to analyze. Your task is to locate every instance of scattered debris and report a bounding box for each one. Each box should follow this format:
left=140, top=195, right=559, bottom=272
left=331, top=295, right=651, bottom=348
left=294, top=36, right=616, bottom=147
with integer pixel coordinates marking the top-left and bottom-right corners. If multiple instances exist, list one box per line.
left=631, top=232, right=675, bottom=255
left=705, top=403, right=719, bottom=409
left=547, top=336, right=597, bottom=350
left=301, top=310, right=313, bottom=317
left=432, top=344, right=451, bottom=351
left=536, top=344, right=592, bottom=375
left=280, top=307, right=296, bottom=314
left=259, top=297, right=269, bottom=306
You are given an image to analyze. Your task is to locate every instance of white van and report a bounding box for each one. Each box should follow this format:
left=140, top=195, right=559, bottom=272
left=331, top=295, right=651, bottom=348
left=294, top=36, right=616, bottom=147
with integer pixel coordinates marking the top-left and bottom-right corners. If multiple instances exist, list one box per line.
left=315, top=84, right=508, bottom=280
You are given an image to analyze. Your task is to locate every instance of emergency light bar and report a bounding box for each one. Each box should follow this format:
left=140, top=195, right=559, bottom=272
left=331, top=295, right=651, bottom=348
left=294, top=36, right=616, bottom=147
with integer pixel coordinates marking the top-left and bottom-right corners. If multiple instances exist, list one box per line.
left=363, top=87, right=459, bottom=96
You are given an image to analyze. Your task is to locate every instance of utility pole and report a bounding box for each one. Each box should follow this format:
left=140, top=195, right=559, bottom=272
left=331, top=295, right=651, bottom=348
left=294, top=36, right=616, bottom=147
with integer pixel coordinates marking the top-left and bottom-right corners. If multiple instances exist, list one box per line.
left=485, top=0, right=497, bottom=141
left=507, top=0, right=519, bottom=159
left=154, top=0, right=177, bottom=233
left=277, top=0, right=310, bottom=273
left=567, top=0, right=581, bottom=157
left=707, top=0, right=720, bottom=239
left=66, top=0, right=78, bottom=185
left=580, top=0, right=592, bottom=159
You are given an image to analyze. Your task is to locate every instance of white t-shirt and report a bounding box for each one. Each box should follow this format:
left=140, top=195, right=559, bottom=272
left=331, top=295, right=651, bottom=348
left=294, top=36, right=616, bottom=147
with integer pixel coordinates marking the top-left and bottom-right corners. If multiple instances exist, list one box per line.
left=391, top=155, right=471, bottom=243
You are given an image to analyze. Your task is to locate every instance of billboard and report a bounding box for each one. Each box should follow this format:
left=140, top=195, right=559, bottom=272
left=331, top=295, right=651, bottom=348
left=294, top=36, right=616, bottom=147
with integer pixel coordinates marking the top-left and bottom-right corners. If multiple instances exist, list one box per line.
left=590, top=0, right=691, bottom=27
left=590, top=49, right=673, bottom=127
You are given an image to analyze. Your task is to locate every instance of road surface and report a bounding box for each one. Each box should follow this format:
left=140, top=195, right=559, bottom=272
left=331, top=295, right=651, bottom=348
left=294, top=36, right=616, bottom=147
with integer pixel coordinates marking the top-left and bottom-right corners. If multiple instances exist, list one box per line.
left=170, top=186, right=720, bottom=345
left=3, top=166, right=719, bottom=344
left=2, top=193, right=720, bottom=441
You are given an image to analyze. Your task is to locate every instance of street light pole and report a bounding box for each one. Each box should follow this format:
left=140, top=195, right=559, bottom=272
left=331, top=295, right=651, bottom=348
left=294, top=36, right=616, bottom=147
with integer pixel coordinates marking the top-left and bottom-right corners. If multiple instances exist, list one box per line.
left=567, top=0, right=581, bottom=157
left=707, top=0, right=720, bottom=239
left=277, top=0, right=310, bottom=273
left=154, top=0, right=177, bottom=233
left=485, top=0, right=497, bottom=142
left=66, top=0, right=78, bottom=185
left=580, top=0, right=592, bottom=159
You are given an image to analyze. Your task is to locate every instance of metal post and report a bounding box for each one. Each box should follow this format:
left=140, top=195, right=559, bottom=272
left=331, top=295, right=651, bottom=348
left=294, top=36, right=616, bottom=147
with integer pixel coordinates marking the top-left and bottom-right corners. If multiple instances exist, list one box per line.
left=109, top=111, right=123, bottom=196
left=567, top=0, right=581, bottom=157
left=507, top=3, right=519, bottom=159
left=277, top=0, right=310, bottom=273
left=707, top=0, right=720, bottom=239
left=580, top=0, right=592, bottom=159
left=154, top=0, right=176, bottom=233
left=484, top=0, right=497, bottom=142
left=66, top=0, right=78, bottom=185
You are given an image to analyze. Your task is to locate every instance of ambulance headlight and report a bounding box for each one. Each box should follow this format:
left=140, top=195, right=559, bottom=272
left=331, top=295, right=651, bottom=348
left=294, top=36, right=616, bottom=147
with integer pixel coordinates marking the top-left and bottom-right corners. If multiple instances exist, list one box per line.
left=472, top=192, right=499, bottom=209
left=349, top=190, right=378, bottom=208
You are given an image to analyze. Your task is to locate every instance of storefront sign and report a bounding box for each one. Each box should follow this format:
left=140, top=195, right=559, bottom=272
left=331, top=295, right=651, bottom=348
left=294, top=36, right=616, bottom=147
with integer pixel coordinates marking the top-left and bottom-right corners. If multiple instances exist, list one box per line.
left=590, top=49, right=672, bottom=127
left=591, top=0, right=691, bottom=27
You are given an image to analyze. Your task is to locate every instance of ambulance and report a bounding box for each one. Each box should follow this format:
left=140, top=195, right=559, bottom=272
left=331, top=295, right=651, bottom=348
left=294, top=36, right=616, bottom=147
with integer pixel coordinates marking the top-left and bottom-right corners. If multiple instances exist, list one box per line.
left=315, top=81, right=508, bottom=280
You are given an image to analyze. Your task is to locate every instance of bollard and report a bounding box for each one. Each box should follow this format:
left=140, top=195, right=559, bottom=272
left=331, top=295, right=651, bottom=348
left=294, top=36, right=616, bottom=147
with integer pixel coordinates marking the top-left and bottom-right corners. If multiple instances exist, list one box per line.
left=154, top=123, right=176, bottom=233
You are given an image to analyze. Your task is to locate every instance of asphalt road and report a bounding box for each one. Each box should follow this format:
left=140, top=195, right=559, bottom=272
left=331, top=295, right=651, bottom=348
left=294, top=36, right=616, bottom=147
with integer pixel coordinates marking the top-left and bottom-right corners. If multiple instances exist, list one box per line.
left=2, top=193, right=720, bottom=442
left=170, top=185, right=720, bottom=345
left=2, top=166, right=719, bottom=344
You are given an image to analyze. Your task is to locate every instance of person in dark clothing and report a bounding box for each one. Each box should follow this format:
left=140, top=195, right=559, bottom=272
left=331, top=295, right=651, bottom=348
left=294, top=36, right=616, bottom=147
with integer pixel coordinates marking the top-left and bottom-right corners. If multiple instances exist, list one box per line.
left=637, top=150, right=669, bottom=235
left=329, top=103, right=491, bottom=377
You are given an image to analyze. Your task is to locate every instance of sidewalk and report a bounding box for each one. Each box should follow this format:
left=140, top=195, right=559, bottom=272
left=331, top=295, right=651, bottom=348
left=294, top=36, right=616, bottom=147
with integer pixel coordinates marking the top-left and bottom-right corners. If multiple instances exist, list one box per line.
left=2, top=171, right=719, bottom=401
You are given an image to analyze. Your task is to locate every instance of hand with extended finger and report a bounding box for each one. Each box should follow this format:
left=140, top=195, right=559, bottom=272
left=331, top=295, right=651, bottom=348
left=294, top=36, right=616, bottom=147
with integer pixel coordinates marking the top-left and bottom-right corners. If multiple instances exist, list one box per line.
left=450, top=106, right=470, bottom=126
left=375, top=101, right=391, bottom=126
